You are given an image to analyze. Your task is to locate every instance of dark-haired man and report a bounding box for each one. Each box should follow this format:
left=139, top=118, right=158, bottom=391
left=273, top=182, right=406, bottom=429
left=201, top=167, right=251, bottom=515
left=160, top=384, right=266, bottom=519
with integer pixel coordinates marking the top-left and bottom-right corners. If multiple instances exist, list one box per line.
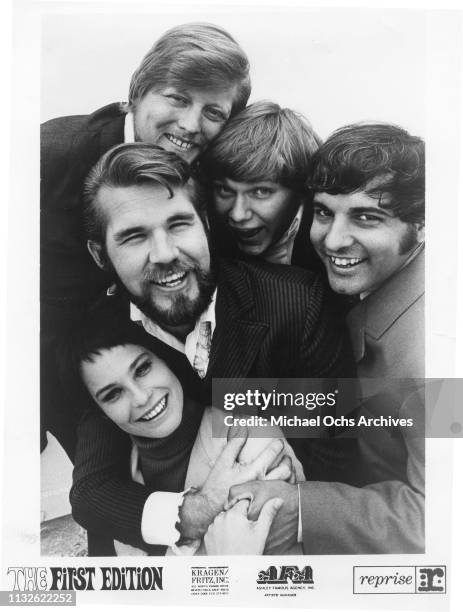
left=309, top=122, right=424, bottom=379
left=41, top=23, right=252, bottom=457
left=70, top=143, right=354, bottom=554
left=231, top=123, right=425, bottom=553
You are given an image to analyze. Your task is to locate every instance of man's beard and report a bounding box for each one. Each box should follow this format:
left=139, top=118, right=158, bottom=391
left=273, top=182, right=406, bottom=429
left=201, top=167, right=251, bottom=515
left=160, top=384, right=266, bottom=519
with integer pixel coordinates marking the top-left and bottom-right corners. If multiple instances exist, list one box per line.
left=125, top=257, right=218, bottom=330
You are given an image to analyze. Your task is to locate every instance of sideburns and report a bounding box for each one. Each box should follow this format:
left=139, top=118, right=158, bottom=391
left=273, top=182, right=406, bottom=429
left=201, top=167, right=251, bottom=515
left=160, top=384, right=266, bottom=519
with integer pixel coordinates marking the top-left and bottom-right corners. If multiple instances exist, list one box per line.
left=399, top=224, right=420, bottom=255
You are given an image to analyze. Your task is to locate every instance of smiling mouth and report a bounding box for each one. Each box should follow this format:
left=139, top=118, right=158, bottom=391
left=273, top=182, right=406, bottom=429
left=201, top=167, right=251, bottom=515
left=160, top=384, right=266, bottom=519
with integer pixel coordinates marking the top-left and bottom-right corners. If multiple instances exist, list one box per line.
left=165, top=134, right=197, bottom=151
left=328, top=255, right=366, bottom=269
left=150, top=271, right=188, bottom=289
left=231, top=227, right=263, bottom=242
left=136, top=394, right=168, bottom=423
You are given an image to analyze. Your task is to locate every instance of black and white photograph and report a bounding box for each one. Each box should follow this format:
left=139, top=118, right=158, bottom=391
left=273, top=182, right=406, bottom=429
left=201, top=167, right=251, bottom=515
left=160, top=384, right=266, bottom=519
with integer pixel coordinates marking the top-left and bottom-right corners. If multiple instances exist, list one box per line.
left=1, top=0, right=462, bottom=610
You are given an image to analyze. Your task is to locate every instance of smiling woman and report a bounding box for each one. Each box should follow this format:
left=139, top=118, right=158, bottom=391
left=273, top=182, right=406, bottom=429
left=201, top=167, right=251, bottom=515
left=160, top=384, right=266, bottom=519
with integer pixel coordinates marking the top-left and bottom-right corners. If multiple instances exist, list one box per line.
left=57, top=306, right=304, bottom=556
left=81, top=344, right=184, bottom=439
left=59, top=309, right=205, bottom=495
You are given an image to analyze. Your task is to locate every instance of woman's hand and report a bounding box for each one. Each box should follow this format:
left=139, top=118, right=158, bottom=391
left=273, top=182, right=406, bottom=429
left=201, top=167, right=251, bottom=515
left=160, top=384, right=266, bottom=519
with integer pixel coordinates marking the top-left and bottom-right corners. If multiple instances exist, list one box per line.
left=178, top=427, right=288, bottom=541
left=203, top=497, right=283, bottom=555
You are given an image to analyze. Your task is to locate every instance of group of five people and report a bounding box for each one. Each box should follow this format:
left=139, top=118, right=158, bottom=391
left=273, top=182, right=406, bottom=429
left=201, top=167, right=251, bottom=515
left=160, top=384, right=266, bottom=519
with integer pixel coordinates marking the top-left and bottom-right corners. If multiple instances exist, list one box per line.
left=41, top=22, right=425, bottom=555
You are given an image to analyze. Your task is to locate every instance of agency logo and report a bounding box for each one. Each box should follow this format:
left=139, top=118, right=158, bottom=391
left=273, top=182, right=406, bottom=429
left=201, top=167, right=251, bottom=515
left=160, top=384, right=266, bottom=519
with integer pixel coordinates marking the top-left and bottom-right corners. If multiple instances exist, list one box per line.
left=190, top=566, right=229, bottom=597
left=257, top=566, right=313, bottom=585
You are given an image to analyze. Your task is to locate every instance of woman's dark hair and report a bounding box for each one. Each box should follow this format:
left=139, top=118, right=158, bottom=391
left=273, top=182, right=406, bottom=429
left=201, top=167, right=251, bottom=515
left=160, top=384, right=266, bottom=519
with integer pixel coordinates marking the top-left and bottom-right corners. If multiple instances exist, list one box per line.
left=55, top=307, right=183, bottom=408
left=307, top=122, right=425, bottom=225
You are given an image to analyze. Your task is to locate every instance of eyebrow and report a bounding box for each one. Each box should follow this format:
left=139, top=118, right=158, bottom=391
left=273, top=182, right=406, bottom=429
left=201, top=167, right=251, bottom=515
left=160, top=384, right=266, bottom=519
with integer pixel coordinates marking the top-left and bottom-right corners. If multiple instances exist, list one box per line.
left=113, top=225, right=146, bottom=244
left=95, top=382, right=117, bottom=401
left=313, top=200, right=392, bottom=217
left=208, top=102, right=229, bottom=110
left=348, top=206, right=392, bottom=217
left=214, top=180, right=274, bottom=189
left=167, top=212, right=196, bottom=224
left=129, top=351, right=150, bottom=372
left=113, top=213, right=196, bottom=243
left=167, top=87, right=230, bottom=111
left=94, top=352, right=150, bottom=400
left=205, top=99, right=231, bottom=111
left=213, top=180, right=232, bottom=187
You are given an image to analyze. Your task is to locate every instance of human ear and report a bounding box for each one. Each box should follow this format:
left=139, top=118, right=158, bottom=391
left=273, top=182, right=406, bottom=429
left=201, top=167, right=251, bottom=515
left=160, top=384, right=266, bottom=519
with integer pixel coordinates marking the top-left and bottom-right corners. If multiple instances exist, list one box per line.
left=415, top=223, right=425, bottom=244
left=87, top=240, right=108, bottom=271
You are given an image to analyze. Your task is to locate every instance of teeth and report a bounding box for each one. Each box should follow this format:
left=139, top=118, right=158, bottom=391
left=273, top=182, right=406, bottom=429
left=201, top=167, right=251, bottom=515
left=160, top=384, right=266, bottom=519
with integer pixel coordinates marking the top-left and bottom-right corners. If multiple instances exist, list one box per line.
left=165, top=134, right=194, bottom=150
left=152, top=272, right=187, bottom=287
left=233, top=227, right=261, bottom=241
left=138, top=396, right=167, bottom=422
left=329, top=256, right=364, bottom=267
left=236, top=228, right=260, bottom=235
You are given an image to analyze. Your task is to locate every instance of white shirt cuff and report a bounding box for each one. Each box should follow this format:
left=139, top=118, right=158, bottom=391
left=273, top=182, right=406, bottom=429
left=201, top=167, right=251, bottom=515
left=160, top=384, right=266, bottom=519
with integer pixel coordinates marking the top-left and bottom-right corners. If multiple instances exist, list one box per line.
left=297, top=483, right=302, bottom=543
left=141, top=491, right=186, bottom=545
left=170, top=540, right=202, bottom=556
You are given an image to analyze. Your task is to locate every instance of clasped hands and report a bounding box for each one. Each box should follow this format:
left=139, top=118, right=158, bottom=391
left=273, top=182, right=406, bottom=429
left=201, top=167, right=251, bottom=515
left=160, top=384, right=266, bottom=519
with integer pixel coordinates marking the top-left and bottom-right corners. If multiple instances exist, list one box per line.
left=178, top=425, right=299, bottom=554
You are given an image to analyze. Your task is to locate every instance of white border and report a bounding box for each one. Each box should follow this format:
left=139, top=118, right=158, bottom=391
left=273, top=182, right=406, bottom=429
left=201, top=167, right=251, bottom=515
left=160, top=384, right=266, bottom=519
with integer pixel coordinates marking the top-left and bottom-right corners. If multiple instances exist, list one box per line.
left=1, top=1, right=462, bottom=611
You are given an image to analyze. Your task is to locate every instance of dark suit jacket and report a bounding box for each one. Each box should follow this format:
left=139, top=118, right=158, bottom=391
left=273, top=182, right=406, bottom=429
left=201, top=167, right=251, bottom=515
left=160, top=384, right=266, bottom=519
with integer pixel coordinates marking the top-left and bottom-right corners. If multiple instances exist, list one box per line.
left=300, top=250, right=425, bottom=553
left=41, top=103, right=126, bottom=334
left=70, top=259, right=355, bottom=549
left=41, top=104, right=126, bottom=456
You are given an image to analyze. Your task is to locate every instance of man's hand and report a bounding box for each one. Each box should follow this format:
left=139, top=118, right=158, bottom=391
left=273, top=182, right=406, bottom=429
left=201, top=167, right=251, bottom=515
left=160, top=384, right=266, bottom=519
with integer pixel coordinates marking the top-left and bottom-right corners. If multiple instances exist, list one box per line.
left=178, top=427, right=289, bottom=541
left=204, top=498, right=284, bottom=555
left=265, top=455, right=297, bottom=483
left=202, top=427, right=287, bottom=510
left=227, top=480, right=299, bottom=554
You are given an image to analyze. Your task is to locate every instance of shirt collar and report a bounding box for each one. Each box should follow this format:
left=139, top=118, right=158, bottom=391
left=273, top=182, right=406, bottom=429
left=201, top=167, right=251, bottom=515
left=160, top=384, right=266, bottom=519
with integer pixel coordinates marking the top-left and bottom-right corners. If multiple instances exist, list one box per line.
left=124, top=111, right=135, bottom=143
left=129, top=289, right=217, bottom=364
left=262, top=205, right=303, bottom=265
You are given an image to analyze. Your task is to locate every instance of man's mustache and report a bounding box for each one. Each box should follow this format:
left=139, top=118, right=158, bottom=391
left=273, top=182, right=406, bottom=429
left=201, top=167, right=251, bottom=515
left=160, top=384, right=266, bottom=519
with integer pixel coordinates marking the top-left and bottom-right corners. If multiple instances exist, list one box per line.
left=142, top=260, right=196, bottom=284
